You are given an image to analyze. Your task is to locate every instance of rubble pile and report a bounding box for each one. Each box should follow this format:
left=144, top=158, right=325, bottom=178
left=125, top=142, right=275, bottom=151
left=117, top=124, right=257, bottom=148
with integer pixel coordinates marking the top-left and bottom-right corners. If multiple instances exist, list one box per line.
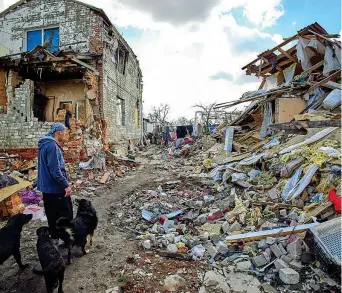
left=111, top=128, right=341, bottom=291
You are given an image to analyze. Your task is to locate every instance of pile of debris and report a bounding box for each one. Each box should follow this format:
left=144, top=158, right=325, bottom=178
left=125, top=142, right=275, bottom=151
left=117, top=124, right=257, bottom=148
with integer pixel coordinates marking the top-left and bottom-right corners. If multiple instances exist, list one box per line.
left=110, top=22, right=341, bottom=292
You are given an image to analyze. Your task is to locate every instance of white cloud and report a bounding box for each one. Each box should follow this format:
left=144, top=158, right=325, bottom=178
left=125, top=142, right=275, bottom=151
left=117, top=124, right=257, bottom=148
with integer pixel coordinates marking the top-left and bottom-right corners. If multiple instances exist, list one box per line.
left=243, top=0, right=284, bottom=28
left=292, top=21, right=297, bottom=27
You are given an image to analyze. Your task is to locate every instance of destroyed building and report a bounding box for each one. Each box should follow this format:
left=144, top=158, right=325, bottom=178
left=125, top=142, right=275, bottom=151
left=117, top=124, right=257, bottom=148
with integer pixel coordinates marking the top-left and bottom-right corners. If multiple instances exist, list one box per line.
left=215, top=22, right=341, bottom=151
left=0, top=0, right=143, bottom=160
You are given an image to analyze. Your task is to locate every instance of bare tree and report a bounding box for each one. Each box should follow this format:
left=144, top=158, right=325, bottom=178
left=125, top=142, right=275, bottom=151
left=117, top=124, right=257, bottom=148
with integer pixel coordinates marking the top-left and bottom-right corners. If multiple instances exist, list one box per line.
left=172, top=116, right=193, bottom=126
left=193, top=103, right=217, bottom=133
left=148, top=104, right=170, bottom=126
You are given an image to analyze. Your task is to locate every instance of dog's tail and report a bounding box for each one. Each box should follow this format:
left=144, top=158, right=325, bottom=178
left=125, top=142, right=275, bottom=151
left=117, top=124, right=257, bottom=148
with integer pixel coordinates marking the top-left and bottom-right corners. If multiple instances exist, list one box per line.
left=56, top=217, right=72, bottom=229
left=32, top=267, right=55, bottom=275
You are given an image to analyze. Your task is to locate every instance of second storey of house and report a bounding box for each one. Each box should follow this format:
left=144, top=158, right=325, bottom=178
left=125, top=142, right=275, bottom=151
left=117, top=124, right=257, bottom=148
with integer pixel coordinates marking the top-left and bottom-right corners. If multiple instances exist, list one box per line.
left=0, top=0, right=108, bottom=56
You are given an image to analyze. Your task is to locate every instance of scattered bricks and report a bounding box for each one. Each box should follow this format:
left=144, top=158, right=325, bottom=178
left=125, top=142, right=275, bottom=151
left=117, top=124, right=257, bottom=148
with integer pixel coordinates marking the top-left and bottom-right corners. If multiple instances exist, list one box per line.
left=268, top=188, right=278, bottom=201
left=207, top=245, right=217, bottom=257
left=228, top=221, right=241, bottom=232
left=210, top=234, right=220, bottom=245
left=278, top=243, right=287, bottom=255
left=216, top=241, right=228, bottom=255
left=286, top=239, right=302, bottom=257
left=270, top=244, right=284, bottom=258
left=222, top=221, right=230, bottom=233
left=252, top=253, right=269, bottom=267
left=258, top=239, right=268, bottom=250
left=274, top=259, right=289, bottom=270
left=266, top=237, right=277, bottom=245
left=279, top=268, right=300, bottom=285
left=264, top=248, right=272, bottom=262
left=167, top=244, right=178, bottom=253
left=236, top=260, right=252, bottom=271
left=289, top=260, right=303, bottom=270
left=281, top=255, right=292, bottom=264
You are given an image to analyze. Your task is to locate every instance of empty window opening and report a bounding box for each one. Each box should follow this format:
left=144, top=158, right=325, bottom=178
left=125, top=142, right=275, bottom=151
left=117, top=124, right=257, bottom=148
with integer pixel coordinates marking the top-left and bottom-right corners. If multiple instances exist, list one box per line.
left=116, top=96, right=125, bottom=126
left=33, top=88, right=48, bottom=121
left=115, top=45, right=129, bottom=75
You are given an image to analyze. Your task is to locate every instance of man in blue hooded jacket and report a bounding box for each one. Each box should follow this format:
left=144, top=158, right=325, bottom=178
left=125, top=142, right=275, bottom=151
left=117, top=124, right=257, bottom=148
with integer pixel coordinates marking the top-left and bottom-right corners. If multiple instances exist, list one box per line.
left=37, top=122, right=73, bottom=239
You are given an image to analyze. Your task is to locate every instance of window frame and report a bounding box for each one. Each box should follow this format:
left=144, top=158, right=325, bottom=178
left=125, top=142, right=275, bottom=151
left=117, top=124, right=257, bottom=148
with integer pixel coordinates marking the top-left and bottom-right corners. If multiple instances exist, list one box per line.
left=25, top=26, right=60, bottom=52
left=116, top=96, right=126, bottom=126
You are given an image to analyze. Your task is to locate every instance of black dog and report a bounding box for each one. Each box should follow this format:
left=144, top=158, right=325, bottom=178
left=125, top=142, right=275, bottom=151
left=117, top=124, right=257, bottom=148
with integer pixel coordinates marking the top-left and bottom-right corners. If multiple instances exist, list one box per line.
left=0, top=213, right=32, bottom=269
left=57, top=199, right=98, bottom=264
left=34, top=227, right=65, bottom=293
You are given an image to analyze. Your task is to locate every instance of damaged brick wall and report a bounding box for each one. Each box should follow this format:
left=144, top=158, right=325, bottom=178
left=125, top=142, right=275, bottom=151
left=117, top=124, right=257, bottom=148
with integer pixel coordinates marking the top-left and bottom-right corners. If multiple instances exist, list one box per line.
left=102, top=39, right=143, bottom=154
left=0, top=0, right=102, bottom=55
left=0, top=78, right=53, bottom=150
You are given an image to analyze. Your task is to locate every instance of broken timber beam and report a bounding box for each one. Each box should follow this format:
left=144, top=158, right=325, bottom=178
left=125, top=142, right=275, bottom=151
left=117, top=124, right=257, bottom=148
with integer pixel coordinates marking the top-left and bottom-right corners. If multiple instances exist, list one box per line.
left=276, top=46, right=298, bottom=63
left=269, top=120, right=342, bottom=130
left=71, top=57, right=99, bottom=75
left=309, top=70, right=341, bottom=92
left=301, top=60, right=324, bottom=77
left=225, top=223, right=319, bottom=243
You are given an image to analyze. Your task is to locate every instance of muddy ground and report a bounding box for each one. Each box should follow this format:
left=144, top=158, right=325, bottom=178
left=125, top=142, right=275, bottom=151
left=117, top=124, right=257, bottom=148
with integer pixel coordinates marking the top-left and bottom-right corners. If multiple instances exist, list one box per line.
left=0, top=158, right=199, bottom=293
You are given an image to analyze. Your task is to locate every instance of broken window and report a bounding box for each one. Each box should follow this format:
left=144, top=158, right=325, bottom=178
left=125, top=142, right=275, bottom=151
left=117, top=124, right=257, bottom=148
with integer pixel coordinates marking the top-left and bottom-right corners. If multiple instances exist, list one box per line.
left=115, top=45, right=128, bottom=75
left=116, top=96, right=125, bottom=126
left=137, top=72, right=142, bottom=89
left=27, top=27, right=59, bottom=52
left=135, top=100, right=140, bottom=126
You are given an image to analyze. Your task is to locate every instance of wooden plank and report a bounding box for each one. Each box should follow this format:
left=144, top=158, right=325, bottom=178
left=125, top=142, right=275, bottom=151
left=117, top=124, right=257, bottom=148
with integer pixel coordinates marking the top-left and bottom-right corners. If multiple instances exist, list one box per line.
left=301, top=60, right=324, bottom=77
left=241, top=35, right=297, bottom=70
left=99, top=171, right=112, bottom=184
left=252, top=201, right=299, bottom=209
left=321, top=81, right=342, bottom=90
left=309, top=70, right=341, bottom=92
left=277, top=46, right=298, bottom=63
left=305, top=202, right=333, bottom=223
left=308, top=29, right=341, bottom=47
left=71, top=57, right=99, bottom=75
left=307, top=119, right=342, bottom=128
left=225, top=223, right=319, bottom=243
left=0, top=177, right=32, bottom=203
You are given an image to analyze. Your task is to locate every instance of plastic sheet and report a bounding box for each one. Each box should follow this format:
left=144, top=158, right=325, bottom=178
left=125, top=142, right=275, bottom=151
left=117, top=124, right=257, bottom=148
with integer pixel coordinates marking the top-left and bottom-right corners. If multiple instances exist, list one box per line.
left=280, top=127, right=338, bottom=154
left=261, top=102, right=273, bottom=139
left=231, top=173, right=247, bottom=182
left=263, top=138, right=280, bottom=149
left=323, top=89, right=341, bottom=110
left=318, top=146, right=341, bottom=157
left=224, top=127, right=234, bottom=152
left=283, top=63, right=296, bottom=84
left=308, top=39, right=325, bottom=55
left=282, top=167, right=303, bottom=200
left=239, top=153, right=266, bottom=166
left=296, top=37, right=315, bottom=70
left=79, top=153, right=106, bottom=170
left=323, top=46, right=341, bottom=76
left=286, top=165, right=319, bottom=201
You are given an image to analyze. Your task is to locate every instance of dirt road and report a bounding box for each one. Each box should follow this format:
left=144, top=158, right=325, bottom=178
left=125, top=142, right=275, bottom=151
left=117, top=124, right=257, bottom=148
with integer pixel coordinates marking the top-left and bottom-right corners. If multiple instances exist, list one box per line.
left=0, top=162, right=158, bottom=293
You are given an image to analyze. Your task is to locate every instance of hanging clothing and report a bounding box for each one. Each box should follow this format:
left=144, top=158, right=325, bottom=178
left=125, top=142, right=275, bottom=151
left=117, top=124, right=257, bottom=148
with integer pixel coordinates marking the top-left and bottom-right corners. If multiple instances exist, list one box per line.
left=186, top=125, right=193, bottom=136
left=176, top=126, right=187, bottom=138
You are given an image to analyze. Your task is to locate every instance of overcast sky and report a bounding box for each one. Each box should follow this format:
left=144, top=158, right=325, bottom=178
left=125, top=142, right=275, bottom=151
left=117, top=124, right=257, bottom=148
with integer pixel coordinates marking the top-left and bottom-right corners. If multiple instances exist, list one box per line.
left=0, top=0, right=341, bottom=119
